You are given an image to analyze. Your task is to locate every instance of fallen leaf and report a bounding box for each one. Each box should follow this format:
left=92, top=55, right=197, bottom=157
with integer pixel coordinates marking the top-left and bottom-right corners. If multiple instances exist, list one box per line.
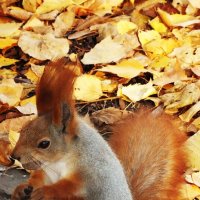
left=0, top=79, right=23, bottom=106
left=98, top=58, right=146, bottom=79
left=0, top=22, right=22, bottom=37
left=23, top=16, right=44, bottom=30
left=0, top=56, right=19, bottom=68
left=0, top=115, right=36, bottom=133
left=6, top=6, right=32, bottom=21
left=53, top=10, right=75, bottom=37
left=119, top=81, right=157, bottom=102
left=18, top=31, right=70, bottom=60
left=158, top=8, right=200, bottom=27
left=74, top=74, right=103, bottom=101
left=16, top=103, right=37, bottom=115
left=0, top=38, right=17, bottom=49
left=185, top=171, right=200, bottom=187
left=0, top=138, right=12, bottom=166
left=179, top=101, right=200, bottom=122
left=185, top=131, right=200, bottom=169
left=22, top=0, right=38, bottom=12
left=8, top=130, right=20, bottom=149
left=192, top=117, right=200, bottom=129
left=25, top=68, right=39, bottom=83
left=101, top=79, right=118, bottom=93
left=81, top=36, right=126, bottom=64
left=181, top=183, right=200, bottom=200
left=116, top=20, right=137, bottom=35
left=149, top=16, right=168, bottom=33
left=36, top=0, right=71, bottom=15
left=91, top=107, right=130, bottom=126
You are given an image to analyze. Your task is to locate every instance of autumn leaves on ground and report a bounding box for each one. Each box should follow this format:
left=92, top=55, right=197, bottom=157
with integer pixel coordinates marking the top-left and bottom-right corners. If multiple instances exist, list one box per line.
left=0, top=0, right=200, bottom=199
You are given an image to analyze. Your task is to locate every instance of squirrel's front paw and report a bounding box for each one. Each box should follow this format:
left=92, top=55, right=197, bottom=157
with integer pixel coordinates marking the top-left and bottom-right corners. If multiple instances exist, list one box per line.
left=12, top=184, right=33, bottom=200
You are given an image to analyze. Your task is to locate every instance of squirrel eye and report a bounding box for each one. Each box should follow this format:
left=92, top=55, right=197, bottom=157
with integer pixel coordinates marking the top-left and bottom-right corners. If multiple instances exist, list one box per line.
left=37, top=140, right=50, bottom=149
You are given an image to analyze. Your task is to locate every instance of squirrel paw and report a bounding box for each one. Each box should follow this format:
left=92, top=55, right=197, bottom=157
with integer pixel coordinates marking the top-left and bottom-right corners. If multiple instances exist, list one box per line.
left=12, top=184, right=33, bottom=200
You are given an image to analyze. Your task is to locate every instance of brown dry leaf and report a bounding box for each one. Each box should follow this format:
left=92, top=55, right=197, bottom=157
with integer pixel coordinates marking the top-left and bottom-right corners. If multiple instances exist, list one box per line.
left=81, top=36, right=126, bottom=64
left=0, top=79, right=23, bottom=106
left=18, top=31, right=70, bottom=60
left=91, top=107, right=130, bottom=126
left=0, top=115, right=36, bottom=133
left=74, top=74, right=103, bottom=101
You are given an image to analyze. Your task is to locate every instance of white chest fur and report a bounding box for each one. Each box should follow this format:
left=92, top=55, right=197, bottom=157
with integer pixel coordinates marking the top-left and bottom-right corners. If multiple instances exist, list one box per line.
left=42, top=158, right=75, bottom=184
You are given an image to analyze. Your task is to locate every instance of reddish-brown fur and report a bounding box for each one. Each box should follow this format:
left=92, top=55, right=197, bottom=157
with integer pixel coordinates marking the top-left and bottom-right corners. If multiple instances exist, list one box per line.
left=109, top=110, right=187, bottom=200
left=36, top=58, right=77, bottom=137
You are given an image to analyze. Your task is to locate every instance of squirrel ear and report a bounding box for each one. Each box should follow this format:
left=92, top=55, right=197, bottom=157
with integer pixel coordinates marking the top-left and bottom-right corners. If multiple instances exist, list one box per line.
left=53, top=102, right=71, bottom=134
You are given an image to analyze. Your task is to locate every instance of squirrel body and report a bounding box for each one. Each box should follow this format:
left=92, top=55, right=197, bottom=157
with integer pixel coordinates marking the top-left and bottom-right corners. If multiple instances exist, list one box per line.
left=11, top=59, right=186, bottom=200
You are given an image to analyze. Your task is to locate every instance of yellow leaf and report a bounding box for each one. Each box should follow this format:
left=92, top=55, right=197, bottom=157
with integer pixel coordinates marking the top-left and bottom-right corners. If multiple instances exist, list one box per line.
left=138, top=30, right=161, bottom=46
left=20, top=96, right=36, bottom=106
left=23, top=0, right=38, bottom=12
left=116, top=20, right=137, bottom=35
left=0, top=22, right=22, bottom=37
left=0, top=56, right=19, bottom=68
left=119, top=81, right=157, bottom=102
left=158, top=8, right=200, bottom=27
left=74, top=74, right=103, bottom=101
left=23, top=16, right=44, bottom=29
left=0, top=69, right=17, bottom=79
left=0, top=79, right=23, bottom=106
left=8, top=130, right=20, bottom=149
left=101, top=79, right=118, bottom=93
left=185, top=131, right=200, bottom=169
left=36, top=0, right=72, bottom=14
left=149, top=17, right=168, bottom=33
left=179, top=101, right=200, bottom=122
left=192, top=117, right=200, bottom=129
left=150, top=56, right=170, bottom=69
left=181, top=184, right=200, bottom=200
left=0, top=38, right=17, bottom=49
left=99, top=58, right=146, bottom=79
left=144, top=38, right=179, bottom=58
left=25, top=68, right=39, bottom=83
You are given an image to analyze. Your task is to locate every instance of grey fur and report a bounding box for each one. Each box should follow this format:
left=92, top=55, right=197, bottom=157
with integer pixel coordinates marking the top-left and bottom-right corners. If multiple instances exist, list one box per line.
left=74, top=118, right=133, bottom=200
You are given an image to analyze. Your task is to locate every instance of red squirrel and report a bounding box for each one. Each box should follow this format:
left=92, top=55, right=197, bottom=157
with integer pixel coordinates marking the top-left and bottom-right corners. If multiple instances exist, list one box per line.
left=11, top=58, right=187, bottom=200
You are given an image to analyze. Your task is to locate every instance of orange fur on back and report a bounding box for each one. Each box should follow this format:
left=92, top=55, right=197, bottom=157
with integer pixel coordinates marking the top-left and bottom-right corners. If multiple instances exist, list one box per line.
left=109, top=109, right=187, bottom=200
left=36, top=58, right=77, bottom=136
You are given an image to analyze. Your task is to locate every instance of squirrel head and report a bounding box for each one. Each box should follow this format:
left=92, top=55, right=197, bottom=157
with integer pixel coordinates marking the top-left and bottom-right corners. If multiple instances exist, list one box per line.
left=11, top=58, right=78, bottom=170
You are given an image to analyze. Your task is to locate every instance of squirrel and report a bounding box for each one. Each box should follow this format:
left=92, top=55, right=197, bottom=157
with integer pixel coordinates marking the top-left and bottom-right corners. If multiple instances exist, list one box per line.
left=11, top=58, right=187, bottom=200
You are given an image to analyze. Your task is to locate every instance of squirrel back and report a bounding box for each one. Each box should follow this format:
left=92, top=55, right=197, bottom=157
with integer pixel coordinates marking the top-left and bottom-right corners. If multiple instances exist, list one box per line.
left=109, top=109, right=187, bottom=200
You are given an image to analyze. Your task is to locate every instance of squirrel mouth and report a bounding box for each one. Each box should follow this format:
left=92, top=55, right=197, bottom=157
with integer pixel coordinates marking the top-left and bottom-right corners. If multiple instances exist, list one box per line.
left=22, top=161, right=42, bottom=170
